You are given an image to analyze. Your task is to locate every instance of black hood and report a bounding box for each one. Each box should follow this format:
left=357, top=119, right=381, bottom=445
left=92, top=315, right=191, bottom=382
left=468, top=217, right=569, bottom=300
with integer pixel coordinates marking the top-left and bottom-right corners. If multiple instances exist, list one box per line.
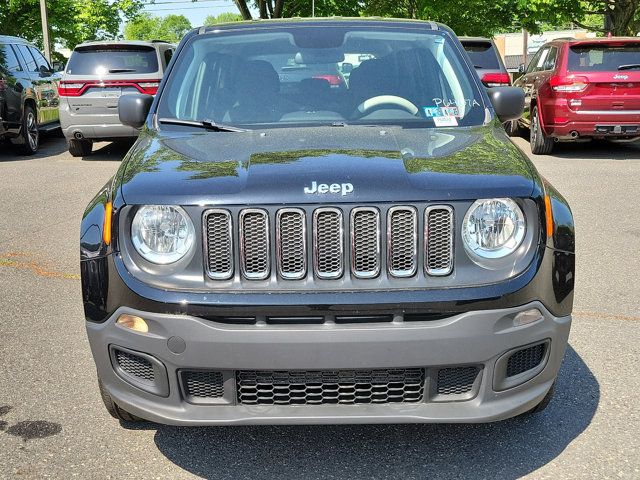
left=118, top=124, right=536, bottom=205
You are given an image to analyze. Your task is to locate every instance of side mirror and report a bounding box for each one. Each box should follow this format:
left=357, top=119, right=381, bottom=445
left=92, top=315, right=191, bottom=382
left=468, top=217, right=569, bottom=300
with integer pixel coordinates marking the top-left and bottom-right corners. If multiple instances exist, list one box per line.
left=52, top=61, right=65, bottom=73
left=119, top=94, right=153, bottom=128
left=39, top=64, right=53, bottom=76
left=487, top=86, right=524, bottom=123
left=341, top=62, right=353, bottom=74
left=518, top=63, right=526, bottom=74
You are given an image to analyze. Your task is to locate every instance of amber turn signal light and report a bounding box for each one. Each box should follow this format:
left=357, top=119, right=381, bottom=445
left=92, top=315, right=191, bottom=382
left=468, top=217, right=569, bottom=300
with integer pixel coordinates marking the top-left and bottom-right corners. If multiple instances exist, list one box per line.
left=544, top=195, right=553, bottom=238
left=103, top=201, right=113, bottom=245
left=116, top=314, right=149, bottom=333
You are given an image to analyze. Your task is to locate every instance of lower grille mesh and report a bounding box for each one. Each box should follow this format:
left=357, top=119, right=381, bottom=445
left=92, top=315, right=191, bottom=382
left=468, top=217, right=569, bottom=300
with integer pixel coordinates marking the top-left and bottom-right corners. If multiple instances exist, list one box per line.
left=436, top=367, right=480, bottom=395
left=506, top=343, right=546, bottom=377
left=181, top=371, right=225, bottom=400
left=237, top=368, right=425, bottom=405
left=115, top=349, right=154, bottom=383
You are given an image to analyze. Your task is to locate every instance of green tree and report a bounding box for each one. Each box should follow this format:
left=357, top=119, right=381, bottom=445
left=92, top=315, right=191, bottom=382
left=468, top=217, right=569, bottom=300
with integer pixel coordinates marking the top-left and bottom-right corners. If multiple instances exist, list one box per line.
left=203, top=12, right=243, bottom=25
left=0, top=0, right=144, bottom=49
left=124, top=13, right=192, bottom=43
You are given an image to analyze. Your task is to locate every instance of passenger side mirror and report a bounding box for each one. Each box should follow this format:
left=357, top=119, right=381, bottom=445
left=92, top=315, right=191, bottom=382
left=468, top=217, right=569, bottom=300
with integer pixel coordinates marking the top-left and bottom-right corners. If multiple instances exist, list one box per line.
left=119, top=94, right=154, bottom=128
left=341, top=62, right=353, bottom=74
left=487, top=86, right=524, bottom=123
left=39, top=64, right=53, bottom=76
left=518, top=63, right=526, bottom=74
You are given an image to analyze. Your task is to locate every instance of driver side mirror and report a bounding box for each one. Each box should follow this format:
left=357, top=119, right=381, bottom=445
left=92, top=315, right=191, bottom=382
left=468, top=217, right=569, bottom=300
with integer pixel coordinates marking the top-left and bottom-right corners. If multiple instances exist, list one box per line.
left=119, top=94, right=154, bottom=128
left=487, top=87, right=524, bottom=123
left=518, top=63, right=526, bottom=74
left=39, top=64, right=53, bottom=77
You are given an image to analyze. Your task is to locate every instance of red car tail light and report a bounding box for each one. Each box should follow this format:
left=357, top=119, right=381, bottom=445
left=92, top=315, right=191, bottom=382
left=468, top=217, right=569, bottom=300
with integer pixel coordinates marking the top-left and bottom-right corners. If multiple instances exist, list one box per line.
left=58, top=81, right=86, bottom=96
left=549, top=75, right=589, bottom=93
left=137, top=81, right=160, bottom=95
left=481, top=73, right=511, bottom=86
left=313, top=74, right=344, bottom=88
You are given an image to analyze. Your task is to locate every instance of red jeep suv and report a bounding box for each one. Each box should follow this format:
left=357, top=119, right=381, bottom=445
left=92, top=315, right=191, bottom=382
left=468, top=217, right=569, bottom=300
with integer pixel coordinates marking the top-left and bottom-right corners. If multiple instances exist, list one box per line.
left=510, top=37, right=640, bottom=154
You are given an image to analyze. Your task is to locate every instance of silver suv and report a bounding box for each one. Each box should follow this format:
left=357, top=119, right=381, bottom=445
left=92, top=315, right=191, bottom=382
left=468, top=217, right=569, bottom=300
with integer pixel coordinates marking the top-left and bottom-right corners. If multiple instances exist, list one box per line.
left=59, top=40, right=174, bottom=157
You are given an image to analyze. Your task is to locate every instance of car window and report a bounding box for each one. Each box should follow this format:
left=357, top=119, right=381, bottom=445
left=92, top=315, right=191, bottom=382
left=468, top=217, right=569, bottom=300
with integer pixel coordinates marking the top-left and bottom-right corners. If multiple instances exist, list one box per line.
left=0, top=44, right=23, bottom=72
left=461, top=41, right=500, bottom=69
left=158, top=27, right=486, bottom=128
left=541, top=47, right=558, bottom=71
left=28, top=46, right=51, bottom=72
left=164, top=48, right=173, bottom=66
left=568, top=43, right=640, bottom=72
left=526, top=49, right=544, bottom=74
left=66, top=45, right=160, bottom=75
left=15, top=44, right=37, bottom=72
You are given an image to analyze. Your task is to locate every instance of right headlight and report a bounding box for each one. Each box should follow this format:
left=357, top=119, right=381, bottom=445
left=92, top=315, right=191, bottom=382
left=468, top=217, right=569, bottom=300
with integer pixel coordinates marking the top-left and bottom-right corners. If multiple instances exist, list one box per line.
left=462, top=198, right=526, bottom=260
left=131, top=205, right=195, bottom=265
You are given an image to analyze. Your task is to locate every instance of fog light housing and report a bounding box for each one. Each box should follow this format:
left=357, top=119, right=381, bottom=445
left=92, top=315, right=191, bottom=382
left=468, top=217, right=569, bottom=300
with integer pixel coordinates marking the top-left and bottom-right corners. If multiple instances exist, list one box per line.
left=116, top=314, right=148, bottom=333
left=513, top=308, right=543, bottom=327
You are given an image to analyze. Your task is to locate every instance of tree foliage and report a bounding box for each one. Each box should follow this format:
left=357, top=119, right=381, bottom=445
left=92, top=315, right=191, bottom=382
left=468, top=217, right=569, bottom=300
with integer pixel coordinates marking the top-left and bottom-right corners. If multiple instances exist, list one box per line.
left=0, top=0, right=144, bottom=49
left=203, top=12, right=243, bottom=25
left=124, top=13, right=192, bottom=43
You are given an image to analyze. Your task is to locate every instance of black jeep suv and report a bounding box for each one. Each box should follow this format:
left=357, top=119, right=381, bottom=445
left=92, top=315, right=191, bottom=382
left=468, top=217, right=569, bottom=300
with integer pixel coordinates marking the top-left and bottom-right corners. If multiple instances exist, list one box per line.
left=0, top=35, right=60, bottom=155
left=81, top=19, right=575, bottom=426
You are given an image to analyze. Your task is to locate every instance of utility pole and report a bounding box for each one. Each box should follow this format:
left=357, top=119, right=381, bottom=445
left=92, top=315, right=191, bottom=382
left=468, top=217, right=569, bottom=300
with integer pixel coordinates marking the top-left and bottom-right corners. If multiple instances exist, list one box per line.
left=522, top=28, right=528, bottom=69
left=39, top=0, right=51, bottom=63
left=312, top=0, right=315, bottom=17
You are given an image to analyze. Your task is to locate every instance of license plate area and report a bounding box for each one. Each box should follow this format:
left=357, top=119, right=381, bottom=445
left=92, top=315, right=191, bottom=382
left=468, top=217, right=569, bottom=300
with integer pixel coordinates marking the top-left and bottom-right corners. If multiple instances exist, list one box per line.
left=101, top=87, right=122, bottom=98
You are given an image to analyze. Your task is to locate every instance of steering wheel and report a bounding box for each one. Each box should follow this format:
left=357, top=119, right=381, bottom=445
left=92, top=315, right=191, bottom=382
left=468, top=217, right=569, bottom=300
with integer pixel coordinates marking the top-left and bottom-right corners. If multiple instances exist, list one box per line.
left=356, top=95, right=419, bottom=116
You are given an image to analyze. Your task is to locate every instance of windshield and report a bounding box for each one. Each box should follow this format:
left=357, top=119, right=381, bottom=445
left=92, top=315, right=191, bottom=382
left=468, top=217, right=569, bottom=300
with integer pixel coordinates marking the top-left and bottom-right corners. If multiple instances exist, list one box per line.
left=568, top=43, right=640, bottom=72
left=157, top=25, right=486, bottom=128
left=67, top=45, right=159, bottom=75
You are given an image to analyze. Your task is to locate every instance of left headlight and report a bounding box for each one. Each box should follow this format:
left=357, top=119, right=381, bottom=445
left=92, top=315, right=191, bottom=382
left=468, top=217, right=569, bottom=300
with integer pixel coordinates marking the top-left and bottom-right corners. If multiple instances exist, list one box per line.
left=131, top=205, right=195, bottom=264
left=462, top=198, right=526, bottom=260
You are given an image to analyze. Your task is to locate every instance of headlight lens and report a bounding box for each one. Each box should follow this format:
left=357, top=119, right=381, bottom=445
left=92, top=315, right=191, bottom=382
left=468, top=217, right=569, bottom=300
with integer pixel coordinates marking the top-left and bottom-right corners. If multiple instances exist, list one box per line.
left=131, top=205, right=195, bottom=264
left=462, top=198, right=526, bottom=259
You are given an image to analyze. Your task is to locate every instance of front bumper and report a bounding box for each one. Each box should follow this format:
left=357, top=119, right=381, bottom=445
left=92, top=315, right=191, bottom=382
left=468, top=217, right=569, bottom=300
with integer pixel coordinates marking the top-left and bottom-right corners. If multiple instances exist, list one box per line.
left=88, top=301, right=571, bottom=425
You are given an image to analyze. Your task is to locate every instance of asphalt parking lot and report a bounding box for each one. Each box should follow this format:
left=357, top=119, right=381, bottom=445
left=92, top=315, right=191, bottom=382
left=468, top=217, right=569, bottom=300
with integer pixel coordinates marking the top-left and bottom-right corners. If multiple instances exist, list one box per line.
left=0, top=135, right=638, bottom=479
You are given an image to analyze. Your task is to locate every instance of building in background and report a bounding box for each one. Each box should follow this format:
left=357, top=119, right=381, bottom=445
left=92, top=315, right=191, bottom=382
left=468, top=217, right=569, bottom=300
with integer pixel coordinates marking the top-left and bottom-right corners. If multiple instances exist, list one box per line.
left=494, top=29, right=598, bottom=72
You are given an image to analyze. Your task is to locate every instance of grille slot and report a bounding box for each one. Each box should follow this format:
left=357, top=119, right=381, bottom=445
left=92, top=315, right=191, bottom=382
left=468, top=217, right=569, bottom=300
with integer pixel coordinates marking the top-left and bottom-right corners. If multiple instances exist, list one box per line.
left=313, top=208, right=344, bottom=279
left=276, top=209, right=307, bottom=279
left=115, top=349, right=154, bottom=383
left=425, top=206, right=454, bottom=276
left=387, top=207, right=418, bottom=277
left=506, top=343, right=546, bottom=377
left=237, top=368, right=425, bottom=406
left=436, top=366, right=480, bottom=396
left=181, top=371, right=225, bottom=400
left=351, top=208, right=381, bottom=278
left=239, top=209, right=270, bottom=280
left=204, top=209, right=233, bottom=280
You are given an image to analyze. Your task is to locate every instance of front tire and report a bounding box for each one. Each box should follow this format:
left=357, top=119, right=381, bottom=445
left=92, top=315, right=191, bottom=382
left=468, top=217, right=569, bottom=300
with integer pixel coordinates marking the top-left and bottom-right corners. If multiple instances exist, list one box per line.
left=98, top=378, right=145, bottom=423
left=68, top=138, right=93, bottom=157
left=504, top=119, right=521, bottom=137
left=530, top=106, right=554, bottom=155
left=11, top=105, right=39, bottom=155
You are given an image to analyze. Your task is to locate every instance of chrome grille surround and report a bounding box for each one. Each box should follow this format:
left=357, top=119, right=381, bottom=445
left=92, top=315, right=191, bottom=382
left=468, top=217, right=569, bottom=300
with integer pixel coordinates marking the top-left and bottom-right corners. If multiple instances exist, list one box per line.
left=350, top=207, right=381, bottom=278
left=387, top=206, right=418, bottom=278
left=313, top=208, right=344, bottom=279
left=425, top=205, right=454, bottom=276
left=276, top=208, right=307, bottom=280
left=239, top=208, right=270, bottom=280
left=203, top=209, right=234, bottom=280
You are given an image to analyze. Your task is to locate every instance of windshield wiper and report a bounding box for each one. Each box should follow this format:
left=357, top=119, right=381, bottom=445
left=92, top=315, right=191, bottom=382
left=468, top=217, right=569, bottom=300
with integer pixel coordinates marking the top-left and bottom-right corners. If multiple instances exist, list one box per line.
left=618, top=64, right=640, bottom=71
left=158, top=117, right=247, bottom=132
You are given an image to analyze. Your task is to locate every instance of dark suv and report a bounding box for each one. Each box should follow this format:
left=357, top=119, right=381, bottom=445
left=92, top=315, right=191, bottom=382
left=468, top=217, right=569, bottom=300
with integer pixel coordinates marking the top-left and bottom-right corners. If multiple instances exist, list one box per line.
left=460, top=37, right=511, bottom=88
left=512, top=37, right=640, bottom=154
left=81, top=19, right=574, bottom=426
left=0, top=35, right=60, bottom=155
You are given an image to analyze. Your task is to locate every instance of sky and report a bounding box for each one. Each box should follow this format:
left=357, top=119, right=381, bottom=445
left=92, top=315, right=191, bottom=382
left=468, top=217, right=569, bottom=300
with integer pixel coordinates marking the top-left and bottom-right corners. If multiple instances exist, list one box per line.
left=139, top=0, right=250, bottom=27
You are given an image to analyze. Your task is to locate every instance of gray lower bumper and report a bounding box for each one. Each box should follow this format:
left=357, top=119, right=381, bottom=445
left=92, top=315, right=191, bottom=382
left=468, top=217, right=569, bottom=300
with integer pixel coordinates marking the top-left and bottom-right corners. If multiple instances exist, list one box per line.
left=60, top=106, right=138, bottom=140
left=87, top=301, right=571, bottom=425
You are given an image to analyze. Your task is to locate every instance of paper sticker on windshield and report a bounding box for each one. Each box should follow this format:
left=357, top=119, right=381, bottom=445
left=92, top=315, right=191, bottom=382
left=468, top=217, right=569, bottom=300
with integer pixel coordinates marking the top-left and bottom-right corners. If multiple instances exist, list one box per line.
left=432, top=116, right=458, bottom=127
left=423, top=106, right=460, bottom=118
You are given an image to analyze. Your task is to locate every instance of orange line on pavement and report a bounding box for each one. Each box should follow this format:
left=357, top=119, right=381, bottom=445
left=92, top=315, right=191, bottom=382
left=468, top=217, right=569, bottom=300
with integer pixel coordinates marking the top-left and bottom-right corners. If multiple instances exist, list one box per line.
left=0, top=252, right=79, bottom=280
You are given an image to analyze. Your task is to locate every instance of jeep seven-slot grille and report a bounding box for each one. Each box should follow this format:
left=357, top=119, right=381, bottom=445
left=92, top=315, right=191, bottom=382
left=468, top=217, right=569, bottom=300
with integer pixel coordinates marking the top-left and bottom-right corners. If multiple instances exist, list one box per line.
left=204, top=206, right=454, bottom=281
left=236, top=368, right=425, bottom=405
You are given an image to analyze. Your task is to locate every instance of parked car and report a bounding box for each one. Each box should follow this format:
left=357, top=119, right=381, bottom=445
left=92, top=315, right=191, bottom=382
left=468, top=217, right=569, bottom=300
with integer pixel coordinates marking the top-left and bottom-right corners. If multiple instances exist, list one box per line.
left=511, top=37, right=640, bottom=154
left=0, top=35, right=60, bottom=155
left=81, top=18, right=574, bottom=426
left=58, top=40, right=175, bottom=157
left=460, top=37, right=511, bottom=87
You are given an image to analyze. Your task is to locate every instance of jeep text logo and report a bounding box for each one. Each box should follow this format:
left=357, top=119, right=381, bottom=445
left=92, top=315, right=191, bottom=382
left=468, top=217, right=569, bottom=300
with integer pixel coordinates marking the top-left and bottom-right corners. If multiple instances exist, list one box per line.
left=613, top=74, right=629, bottom=80
left=304, top=181, right=354, bottom=196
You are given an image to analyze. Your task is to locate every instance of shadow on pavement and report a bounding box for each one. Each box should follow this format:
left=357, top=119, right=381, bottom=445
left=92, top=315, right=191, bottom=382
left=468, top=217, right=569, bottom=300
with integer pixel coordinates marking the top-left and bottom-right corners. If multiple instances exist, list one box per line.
left=84, top=140, right=135, bottom=162
left=146, top=346, right=598, bottom=479
left=0, top=134, right=68, bottom=161
left=513, top=135, right=640, bottom=160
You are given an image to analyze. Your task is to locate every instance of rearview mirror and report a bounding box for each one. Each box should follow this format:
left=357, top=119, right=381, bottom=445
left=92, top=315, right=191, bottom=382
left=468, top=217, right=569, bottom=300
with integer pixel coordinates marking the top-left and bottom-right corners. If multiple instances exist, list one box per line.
left=119, top=94, right=154, bottom=128
left=487, top=87, right=524, bottom=123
